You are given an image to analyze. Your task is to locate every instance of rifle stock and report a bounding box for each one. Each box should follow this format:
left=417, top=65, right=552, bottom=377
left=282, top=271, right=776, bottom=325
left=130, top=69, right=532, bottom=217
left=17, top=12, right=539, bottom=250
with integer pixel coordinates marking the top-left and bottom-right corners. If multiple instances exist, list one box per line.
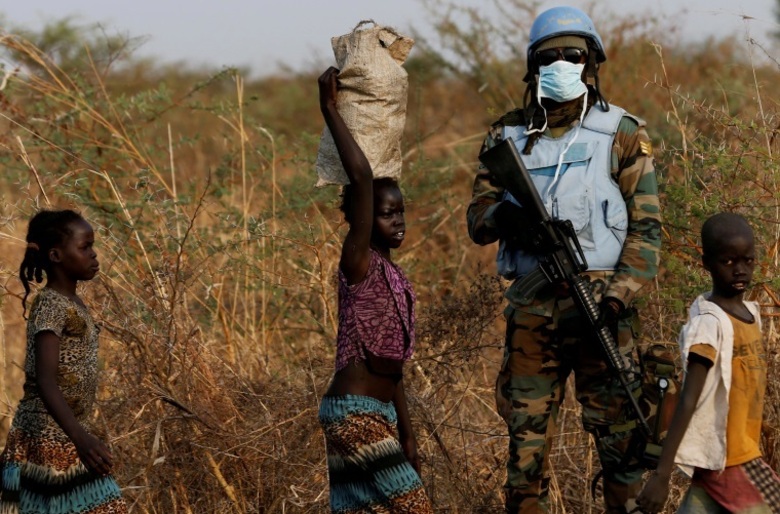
left=479, top=137, right=655, bottom=458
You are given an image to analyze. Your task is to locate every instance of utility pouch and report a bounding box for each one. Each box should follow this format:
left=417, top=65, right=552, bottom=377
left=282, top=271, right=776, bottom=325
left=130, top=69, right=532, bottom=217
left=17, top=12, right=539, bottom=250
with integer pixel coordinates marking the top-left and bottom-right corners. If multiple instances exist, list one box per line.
left=637, top=340, right=682, bottom=467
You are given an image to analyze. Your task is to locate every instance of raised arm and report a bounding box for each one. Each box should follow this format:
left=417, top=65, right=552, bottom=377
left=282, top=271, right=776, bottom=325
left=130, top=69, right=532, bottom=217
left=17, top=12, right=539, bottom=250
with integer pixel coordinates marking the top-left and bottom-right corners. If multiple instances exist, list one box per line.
left=319, top=67, right=374, bottom=284
left=36, top=331, right=114, bottom=475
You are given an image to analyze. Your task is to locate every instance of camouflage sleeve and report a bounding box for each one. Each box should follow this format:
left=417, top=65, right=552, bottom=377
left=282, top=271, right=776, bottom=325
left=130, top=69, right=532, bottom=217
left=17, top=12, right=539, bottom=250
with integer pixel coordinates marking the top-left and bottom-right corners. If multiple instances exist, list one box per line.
left=466, top=124, right=506, bottom=245
left=604, top=116, right=662, bottom=307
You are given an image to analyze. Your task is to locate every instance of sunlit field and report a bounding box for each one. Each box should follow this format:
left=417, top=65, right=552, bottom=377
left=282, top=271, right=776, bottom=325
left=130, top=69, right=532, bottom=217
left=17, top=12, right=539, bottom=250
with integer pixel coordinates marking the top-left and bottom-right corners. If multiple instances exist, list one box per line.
left=1, top=3, right=779, bottom=512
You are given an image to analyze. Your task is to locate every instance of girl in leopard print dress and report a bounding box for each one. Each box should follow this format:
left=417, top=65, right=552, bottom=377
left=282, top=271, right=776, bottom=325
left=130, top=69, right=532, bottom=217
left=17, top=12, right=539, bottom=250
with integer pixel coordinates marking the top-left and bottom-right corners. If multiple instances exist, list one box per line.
left=0, top=209, right=127, bottom=513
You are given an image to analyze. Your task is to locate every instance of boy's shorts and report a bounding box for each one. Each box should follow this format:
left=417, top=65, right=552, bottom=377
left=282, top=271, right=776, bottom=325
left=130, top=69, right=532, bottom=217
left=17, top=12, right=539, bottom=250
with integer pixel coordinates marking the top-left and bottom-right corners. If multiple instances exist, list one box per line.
left=678, top=458, right=780, bottom=513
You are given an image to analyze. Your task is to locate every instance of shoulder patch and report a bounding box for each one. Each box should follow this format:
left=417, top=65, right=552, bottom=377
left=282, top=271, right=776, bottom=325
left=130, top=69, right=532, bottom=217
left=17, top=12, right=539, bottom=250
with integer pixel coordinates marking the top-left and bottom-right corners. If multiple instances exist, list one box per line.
left=639, top=140, right=653, bottom=156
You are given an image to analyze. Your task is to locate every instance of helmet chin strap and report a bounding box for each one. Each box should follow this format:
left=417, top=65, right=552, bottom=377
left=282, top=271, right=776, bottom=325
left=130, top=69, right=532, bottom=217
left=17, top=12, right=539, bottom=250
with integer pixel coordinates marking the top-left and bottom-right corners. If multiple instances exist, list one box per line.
left=524, top=80, right=548, bottom=136
left=585, top=46, right=609, bottom=112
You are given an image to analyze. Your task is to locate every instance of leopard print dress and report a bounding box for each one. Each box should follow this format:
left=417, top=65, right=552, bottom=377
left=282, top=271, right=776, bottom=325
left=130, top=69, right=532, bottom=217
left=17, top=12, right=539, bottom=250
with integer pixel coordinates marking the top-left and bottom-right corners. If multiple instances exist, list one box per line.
left=0, top=288, right=127, bottom=513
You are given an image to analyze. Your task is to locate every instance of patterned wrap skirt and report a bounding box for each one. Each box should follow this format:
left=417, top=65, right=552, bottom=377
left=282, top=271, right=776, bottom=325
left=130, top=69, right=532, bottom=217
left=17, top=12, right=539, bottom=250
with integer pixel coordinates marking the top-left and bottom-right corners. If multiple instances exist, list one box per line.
left=318, top=395, right=433, bottom=513
left=0, top=425, right=127, bottom=514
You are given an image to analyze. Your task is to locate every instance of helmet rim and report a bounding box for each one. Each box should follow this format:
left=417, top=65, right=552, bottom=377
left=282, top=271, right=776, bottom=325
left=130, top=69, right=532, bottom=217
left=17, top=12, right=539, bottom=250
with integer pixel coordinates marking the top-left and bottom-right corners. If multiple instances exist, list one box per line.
left=526, top=6, right=606, bottom=66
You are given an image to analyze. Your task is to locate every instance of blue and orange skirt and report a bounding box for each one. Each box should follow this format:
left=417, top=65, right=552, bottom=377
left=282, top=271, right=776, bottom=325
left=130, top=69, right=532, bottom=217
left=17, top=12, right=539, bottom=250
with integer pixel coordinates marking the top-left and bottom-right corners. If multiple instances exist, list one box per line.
left=319, top=394, right=433, bottom=513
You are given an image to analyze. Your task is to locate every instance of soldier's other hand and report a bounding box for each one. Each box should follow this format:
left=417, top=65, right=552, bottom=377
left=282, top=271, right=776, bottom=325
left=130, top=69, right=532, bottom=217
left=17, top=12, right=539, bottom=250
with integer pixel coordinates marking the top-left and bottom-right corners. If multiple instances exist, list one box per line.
left=554, top=281, right=570, bottom=298
left=494, top=201, right=533, bottom=249
left=597, top=296, right=624, bottom=340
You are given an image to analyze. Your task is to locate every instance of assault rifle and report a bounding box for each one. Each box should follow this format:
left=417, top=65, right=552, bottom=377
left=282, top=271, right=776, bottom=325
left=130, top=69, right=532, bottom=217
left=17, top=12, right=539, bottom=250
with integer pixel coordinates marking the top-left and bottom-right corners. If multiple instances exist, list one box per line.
left=479, top=138, right=657, bottom=465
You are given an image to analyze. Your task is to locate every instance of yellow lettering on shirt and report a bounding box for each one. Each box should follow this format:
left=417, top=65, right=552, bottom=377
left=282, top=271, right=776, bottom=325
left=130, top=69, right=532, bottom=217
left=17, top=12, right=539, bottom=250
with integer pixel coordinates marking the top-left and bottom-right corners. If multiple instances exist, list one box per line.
left=724, top=312, right=766, bottom=466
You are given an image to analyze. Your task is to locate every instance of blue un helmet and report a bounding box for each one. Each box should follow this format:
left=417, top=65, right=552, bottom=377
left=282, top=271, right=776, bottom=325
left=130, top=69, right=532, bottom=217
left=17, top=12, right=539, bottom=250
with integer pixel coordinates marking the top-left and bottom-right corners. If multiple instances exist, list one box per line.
left=522, top=6, right=610, bottom=118
left=527, top=6, right=606, bottom=68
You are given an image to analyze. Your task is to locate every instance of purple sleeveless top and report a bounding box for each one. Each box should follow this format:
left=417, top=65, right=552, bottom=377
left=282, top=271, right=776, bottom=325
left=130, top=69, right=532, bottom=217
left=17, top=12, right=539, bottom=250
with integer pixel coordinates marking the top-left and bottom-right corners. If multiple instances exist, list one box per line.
left=335, top=250, right=416, bottom=371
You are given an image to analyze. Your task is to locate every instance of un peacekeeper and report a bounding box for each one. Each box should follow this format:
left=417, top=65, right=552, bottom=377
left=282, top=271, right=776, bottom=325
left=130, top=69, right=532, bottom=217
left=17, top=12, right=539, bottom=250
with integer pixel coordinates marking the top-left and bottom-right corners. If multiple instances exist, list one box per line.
left=466, top=6, right=662, bottom=514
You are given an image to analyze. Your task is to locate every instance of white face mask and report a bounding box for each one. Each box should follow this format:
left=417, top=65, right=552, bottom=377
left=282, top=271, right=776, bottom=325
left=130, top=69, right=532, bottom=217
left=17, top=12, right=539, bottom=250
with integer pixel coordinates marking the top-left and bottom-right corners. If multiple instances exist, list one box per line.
left=537, top=61, right=587, bottom=103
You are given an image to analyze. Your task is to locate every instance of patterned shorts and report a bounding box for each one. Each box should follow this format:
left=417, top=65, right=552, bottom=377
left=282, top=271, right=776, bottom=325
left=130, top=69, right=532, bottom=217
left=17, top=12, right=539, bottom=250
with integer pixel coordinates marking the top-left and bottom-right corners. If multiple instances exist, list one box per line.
left=681, top=459, right=780, bottom=513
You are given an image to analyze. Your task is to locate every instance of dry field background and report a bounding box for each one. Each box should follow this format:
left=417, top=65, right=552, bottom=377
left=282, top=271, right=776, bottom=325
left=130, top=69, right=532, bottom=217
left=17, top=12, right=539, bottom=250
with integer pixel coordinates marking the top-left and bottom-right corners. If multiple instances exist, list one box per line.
left=0, top=1, right=779, bottom=512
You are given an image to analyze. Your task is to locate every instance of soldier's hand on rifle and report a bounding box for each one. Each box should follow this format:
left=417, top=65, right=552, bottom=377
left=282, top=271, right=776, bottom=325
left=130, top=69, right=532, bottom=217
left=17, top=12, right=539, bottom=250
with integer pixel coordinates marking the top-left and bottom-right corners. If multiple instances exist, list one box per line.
left=597, top=296, right=624, bottom=340
left=494, top=201, right=535, bottom=250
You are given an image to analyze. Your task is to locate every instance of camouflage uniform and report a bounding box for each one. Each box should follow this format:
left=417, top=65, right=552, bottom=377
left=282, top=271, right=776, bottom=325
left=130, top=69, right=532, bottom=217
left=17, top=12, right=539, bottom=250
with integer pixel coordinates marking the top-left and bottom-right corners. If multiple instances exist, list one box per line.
left=467, top=107, right=662, bottom=513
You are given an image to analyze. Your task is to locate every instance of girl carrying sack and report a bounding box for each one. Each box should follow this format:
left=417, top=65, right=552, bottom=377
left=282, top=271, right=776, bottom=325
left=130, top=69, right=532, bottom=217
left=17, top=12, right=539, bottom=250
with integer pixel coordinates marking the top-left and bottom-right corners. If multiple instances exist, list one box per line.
left=315, top=20, right=414, bottom=187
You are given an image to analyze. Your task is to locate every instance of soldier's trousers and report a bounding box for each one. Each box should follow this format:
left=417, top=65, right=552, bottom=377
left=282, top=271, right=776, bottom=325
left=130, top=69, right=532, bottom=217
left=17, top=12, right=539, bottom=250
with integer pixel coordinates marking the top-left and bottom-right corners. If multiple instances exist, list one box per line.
left=496, top=302, right=644, bottom=514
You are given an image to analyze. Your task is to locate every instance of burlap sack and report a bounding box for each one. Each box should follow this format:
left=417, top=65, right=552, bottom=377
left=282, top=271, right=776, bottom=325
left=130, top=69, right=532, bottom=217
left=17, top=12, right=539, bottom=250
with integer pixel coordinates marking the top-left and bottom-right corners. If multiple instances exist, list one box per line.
left=315, top=20, right=414, bottom=187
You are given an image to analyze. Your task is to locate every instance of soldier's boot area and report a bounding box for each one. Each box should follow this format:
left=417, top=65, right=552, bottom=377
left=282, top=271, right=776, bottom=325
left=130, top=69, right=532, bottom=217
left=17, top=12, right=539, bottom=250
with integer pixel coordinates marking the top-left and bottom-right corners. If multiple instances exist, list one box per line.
left=498, top=311, right=561, bottom=514
left=503, top=477, right=641, bottom=513
left=498, top=306, right=644, bottom=514
left=504, top=483, right=549, bottom=514
left=500, top=416, right=556, bottom=514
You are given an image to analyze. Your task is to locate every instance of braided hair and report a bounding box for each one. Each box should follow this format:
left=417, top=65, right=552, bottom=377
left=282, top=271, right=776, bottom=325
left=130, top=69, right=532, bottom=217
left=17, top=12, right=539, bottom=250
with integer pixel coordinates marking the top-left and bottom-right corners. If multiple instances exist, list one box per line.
left=339, top=177, right=400, bottom=225
left=19, top=209, right=85, bottom=314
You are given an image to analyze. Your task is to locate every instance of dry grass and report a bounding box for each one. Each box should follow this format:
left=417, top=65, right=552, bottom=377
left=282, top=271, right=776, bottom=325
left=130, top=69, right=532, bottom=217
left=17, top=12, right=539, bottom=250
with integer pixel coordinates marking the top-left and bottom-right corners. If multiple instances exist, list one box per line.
left=0, top=5, right=779, bottom=512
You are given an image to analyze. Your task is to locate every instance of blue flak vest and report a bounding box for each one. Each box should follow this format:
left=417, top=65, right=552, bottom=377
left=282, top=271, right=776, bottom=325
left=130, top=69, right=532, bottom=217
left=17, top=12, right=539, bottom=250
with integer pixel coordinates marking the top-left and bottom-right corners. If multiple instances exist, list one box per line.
left=497, top=103, right=633, bottom=279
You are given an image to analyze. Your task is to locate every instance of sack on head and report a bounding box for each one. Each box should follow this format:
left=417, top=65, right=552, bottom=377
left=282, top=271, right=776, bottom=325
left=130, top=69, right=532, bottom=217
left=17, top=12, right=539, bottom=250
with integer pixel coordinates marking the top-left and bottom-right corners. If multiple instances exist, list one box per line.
left=315, top=20, right=414, bottom=187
